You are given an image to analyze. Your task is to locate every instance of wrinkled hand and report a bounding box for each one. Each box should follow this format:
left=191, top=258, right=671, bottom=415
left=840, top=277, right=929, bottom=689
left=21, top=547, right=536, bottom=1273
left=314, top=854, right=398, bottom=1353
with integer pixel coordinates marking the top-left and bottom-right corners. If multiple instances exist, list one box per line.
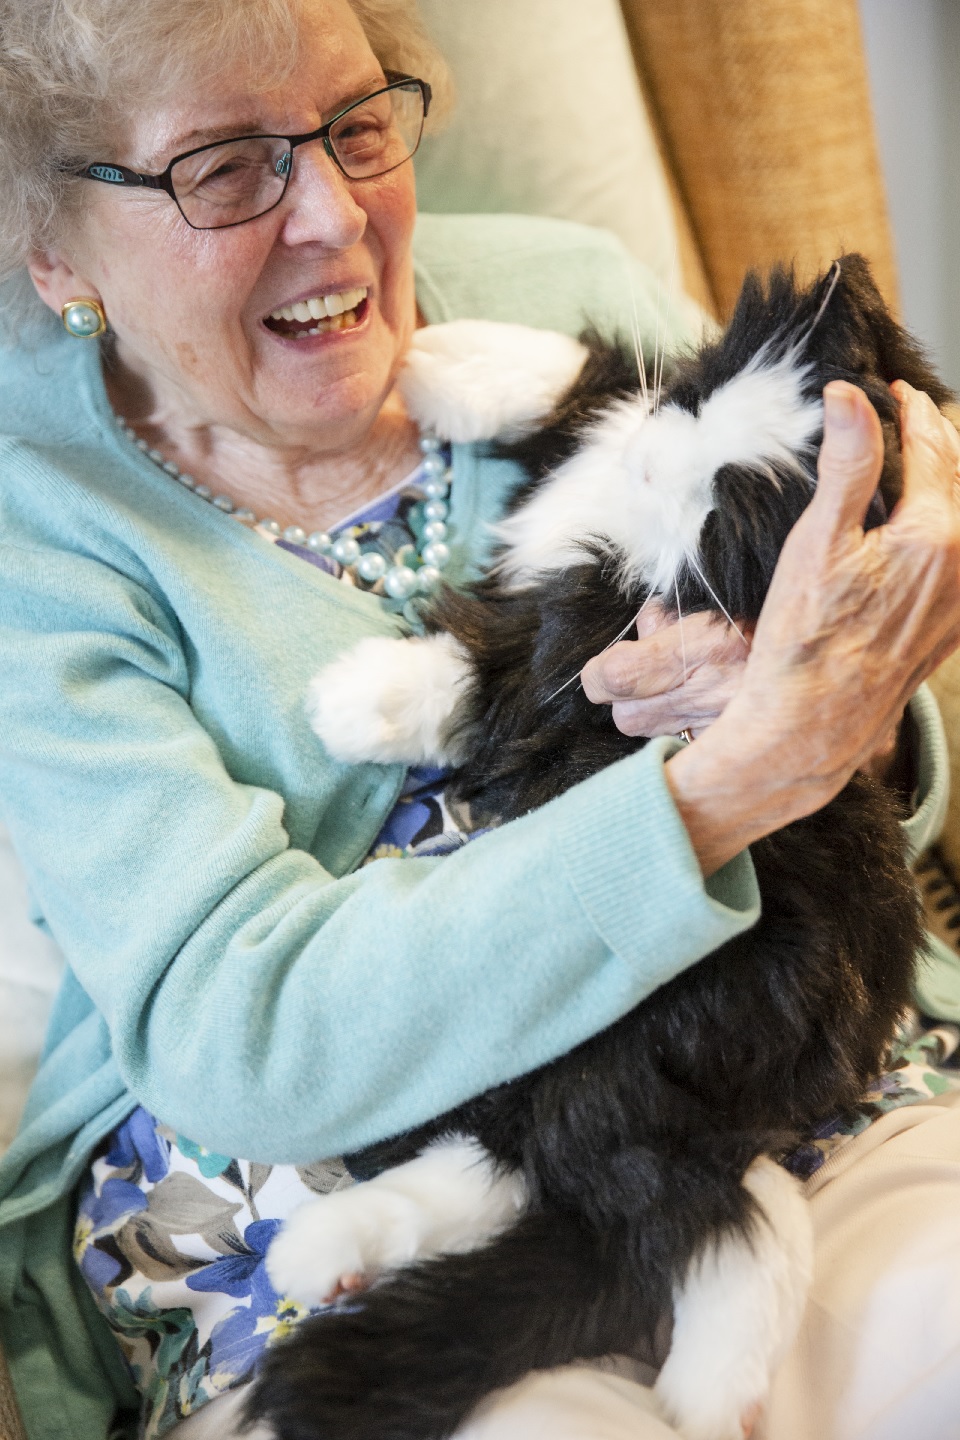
left=727, top=380, right=960, bottom=789
left=581, top=604, right=751, bottom=739
left=657, top=380, right=960, bottom=875
left=580, top=593, right=904, bottom=781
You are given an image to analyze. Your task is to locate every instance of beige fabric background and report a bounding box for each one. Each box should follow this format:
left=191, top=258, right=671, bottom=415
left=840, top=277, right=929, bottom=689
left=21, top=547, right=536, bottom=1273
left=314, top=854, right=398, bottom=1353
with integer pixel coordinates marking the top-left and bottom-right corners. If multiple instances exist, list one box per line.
left=620, top=0, right=898, bottom=317
left=417, top=0, right=900, bottom=322
left=414, top=0, right=708, bottom=306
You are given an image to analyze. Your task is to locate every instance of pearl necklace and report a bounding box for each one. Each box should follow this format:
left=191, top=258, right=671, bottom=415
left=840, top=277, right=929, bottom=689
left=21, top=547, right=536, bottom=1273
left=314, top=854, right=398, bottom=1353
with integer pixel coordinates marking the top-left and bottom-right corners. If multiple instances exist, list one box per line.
left=114, top=414, right=452, bottom=600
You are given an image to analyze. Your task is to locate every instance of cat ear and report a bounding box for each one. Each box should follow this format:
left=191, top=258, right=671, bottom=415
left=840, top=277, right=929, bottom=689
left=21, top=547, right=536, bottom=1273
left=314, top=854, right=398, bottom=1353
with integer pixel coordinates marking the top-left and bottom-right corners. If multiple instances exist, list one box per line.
left=851, top=256, right=954, bottom=406
left=398, top=320, right=589, bottom=444
left=811, top=254, right=954, bottom=408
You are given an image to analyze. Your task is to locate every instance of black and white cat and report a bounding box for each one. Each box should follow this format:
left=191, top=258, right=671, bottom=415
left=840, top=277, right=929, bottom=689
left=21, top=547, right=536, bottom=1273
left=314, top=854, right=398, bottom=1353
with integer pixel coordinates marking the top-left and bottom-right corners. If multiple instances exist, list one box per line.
left=244, top=258, right=949, bottom=1440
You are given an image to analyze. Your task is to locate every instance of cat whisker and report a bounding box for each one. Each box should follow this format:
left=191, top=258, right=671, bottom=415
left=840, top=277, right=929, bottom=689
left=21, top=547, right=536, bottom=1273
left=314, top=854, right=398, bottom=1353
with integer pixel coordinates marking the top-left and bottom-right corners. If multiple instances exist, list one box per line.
left=543, top=592, right=655, bottom=705
left=683, top=553, right=750, bottom=648
left=629, top=289, right=650, bottom=414
left=653, top=277, right=663, bottom=416
left=654, top=245, right=678, bottom=416
left=542, top=672, right=583, bottom=703
left=607, top=593, right=653, bottom=650
left=674, top=576, right=688, bottom=688
left=801, top=258, right=843, bottom=347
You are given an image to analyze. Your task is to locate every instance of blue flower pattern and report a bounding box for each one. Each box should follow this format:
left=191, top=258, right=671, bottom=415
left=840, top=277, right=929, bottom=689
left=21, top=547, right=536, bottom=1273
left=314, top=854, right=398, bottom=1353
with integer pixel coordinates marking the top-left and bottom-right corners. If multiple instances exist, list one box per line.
left=76, top=1116, right=321, bottom=1439
left=185, top=1218, right=281, bottom=1299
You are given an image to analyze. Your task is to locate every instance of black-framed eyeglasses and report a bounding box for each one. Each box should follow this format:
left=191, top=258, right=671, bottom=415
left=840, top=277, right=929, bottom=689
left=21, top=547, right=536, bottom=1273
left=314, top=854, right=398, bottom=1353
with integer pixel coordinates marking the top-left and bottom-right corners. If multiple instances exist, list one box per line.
left=74, top=73, right=431, bottom=231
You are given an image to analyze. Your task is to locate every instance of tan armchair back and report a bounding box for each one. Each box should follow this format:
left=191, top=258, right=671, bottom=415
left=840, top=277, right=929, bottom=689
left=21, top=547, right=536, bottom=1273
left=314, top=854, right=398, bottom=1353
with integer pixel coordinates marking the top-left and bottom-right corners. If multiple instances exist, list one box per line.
left=620, top=0, right=897, bottom=317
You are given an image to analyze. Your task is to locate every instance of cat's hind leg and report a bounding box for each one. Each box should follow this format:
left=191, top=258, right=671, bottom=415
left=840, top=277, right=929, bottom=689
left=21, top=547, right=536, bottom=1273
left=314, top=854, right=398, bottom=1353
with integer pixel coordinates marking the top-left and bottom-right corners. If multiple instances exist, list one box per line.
left=306, top=631, right=472, bottom=766
left=653, top=1157, right=813, bottom=1440
left=265, top=1134, right=527, bottom=1308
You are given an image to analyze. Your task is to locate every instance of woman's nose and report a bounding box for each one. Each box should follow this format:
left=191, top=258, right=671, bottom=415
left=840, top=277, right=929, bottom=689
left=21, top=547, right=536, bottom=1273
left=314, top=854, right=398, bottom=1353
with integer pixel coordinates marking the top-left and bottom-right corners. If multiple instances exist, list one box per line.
left=277, top=142, right=367, bottom=249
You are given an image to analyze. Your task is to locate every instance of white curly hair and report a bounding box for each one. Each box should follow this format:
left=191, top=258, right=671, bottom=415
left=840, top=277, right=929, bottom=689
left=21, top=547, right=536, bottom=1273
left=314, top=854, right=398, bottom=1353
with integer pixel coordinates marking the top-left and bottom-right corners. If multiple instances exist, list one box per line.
left=0, top=0, right=451, bottom=336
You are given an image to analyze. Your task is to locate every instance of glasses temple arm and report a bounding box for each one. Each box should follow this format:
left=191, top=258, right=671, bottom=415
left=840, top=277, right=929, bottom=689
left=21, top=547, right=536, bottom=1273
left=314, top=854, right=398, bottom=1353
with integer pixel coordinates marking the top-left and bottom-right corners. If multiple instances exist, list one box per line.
left=76, top=163, right=166, bottom=190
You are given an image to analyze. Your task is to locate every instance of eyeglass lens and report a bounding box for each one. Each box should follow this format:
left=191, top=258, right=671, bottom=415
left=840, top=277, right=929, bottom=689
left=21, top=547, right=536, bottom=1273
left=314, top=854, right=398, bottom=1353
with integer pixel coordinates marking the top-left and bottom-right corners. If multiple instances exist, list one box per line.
left=169, top=84, right=425, bottom=229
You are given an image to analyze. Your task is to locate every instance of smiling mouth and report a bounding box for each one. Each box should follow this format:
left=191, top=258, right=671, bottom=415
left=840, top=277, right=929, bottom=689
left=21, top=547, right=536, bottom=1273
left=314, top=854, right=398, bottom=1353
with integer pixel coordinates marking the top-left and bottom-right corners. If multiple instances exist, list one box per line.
left=264, top=286, right=370, bottom=340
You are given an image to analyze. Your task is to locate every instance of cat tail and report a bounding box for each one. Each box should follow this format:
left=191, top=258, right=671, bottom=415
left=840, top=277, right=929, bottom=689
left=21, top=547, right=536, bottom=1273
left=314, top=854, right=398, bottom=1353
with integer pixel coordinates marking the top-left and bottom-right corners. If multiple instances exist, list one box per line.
left=241, top=1207, right=652, bottom=1440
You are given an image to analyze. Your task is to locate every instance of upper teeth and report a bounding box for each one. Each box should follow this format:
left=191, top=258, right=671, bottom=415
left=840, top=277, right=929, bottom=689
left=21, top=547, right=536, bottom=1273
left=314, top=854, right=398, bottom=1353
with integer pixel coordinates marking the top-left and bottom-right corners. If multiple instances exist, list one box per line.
left=270, top=286, right=368, bottom=323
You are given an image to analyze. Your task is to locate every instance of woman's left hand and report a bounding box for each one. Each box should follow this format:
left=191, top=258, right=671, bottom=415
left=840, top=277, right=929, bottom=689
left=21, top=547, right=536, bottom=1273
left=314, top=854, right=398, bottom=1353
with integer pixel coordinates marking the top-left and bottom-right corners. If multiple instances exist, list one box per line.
left=580, top=602, right=751, bottom=739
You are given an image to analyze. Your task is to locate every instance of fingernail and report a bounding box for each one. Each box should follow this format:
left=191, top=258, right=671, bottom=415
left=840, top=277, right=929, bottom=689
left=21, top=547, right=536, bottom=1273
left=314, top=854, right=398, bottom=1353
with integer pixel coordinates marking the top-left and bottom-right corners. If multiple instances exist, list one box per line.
left=825, top=385, right=857, bottom=429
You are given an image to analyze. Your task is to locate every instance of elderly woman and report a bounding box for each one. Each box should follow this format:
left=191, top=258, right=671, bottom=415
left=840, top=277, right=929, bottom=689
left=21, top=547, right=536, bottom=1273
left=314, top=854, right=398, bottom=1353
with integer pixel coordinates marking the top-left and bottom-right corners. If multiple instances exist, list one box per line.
left=2, top=0, right=960, bottom=1438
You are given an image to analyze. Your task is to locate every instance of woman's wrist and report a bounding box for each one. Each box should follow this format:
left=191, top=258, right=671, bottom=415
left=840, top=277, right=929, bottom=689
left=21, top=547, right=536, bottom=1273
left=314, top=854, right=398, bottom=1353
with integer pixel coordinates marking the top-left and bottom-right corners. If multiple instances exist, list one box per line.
left=664, top=716, right=836, bottom=878
left=858, top=710, right=918, bottom=804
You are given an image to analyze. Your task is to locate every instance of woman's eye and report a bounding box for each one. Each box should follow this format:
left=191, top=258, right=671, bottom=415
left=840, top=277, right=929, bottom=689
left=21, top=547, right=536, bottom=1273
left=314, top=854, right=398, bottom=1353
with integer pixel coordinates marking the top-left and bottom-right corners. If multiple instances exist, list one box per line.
left=337, top=121, right=384, bottom=146
left=206, top=160, right=250, bottom=184
left=200, top=152, right=256, bottom=180
left=327, top=91, right=396, bottom=165
left=175, top=147, right=268, bottom=197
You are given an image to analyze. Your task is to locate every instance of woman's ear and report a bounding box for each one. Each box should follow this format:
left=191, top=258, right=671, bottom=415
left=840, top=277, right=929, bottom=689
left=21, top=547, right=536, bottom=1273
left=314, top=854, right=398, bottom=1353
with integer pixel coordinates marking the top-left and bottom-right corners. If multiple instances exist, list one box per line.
left=27, top=248, right=101, bottom=319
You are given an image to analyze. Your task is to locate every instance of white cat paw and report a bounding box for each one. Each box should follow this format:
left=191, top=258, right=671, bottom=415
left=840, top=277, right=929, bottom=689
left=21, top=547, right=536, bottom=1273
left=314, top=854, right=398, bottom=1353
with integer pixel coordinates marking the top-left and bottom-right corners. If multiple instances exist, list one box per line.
left=265, top=1185, right=430, bottom=1306
left=266, top=1137, right=527, bottom=1308
left=306, top=632, right=472, bottom=766
left=654, top=1158, right=813, bottom=1440
left=398, top=320, right=588, bottom=444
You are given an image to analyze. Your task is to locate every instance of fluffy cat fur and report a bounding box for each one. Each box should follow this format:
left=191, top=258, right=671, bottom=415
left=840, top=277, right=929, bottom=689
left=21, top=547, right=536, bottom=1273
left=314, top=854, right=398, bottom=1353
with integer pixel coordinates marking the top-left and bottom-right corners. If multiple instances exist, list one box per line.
left=243, top=258, right=950, bottom=1440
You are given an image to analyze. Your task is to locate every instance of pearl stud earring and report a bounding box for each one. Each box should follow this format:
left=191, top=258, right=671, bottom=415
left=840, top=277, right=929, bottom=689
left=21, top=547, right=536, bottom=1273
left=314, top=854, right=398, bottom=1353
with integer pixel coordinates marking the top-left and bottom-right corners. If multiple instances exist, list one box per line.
left=61, top=298, right=107, bottom=339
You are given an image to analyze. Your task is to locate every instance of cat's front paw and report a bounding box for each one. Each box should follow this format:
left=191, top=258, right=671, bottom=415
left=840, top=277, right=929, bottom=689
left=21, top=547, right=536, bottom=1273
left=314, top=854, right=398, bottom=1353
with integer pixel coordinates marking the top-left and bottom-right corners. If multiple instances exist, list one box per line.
left=265, top=1185, right=429, bottom=1306
left=398, top=320, right=589, bottom=443
left=306, top=632, right=471, bottom=766
left=266, top=1136, right=527, bottom=1309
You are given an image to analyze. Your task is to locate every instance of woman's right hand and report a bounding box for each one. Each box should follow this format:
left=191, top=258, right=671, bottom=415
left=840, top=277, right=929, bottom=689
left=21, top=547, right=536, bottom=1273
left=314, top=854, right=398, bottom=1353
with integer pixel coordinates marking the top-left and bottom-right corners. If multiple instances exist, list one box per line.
left=665, top=379, right=960, bottom=877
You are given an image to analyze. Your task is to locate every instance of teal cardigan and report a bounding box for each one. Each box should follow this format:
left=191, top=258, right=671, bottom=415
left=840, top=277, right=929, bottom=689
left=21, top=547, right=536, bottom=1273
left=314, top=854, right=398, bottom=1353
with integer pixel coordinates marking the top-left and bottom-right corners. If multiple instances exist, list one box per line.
left=0, top=213, right=949, bottom=1440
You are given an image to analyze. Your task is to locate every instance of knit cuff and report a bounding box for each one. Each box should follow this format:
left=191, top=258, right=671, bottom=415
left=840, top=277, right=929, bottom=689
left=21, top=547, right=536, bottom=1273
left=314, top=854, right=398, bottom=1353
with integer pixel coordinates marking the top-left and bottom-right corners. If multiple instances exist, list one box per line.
left=557, top=736, right=760, bottom=994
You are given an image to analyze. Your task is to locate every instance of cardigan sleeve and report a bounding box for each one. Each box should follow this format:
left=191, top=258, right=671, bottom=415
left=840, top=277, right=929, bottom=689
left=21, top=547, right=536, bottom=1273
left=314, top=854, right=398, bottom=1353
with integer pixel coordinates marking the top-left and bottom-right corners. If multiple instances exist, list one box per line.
left=902, top=685, right=949, bottom=864
left=0, top=531, right=760, bottom=1164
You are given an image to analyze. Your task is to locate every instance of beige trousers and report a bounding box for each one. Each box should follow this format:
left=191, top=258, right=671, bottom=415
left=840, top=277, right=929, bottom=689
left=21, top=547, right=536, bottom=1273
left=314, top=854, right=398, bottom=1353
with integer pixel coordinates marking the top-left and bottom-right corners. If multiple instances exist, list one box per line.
left=175, top=1097, right=960, bottom=1440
